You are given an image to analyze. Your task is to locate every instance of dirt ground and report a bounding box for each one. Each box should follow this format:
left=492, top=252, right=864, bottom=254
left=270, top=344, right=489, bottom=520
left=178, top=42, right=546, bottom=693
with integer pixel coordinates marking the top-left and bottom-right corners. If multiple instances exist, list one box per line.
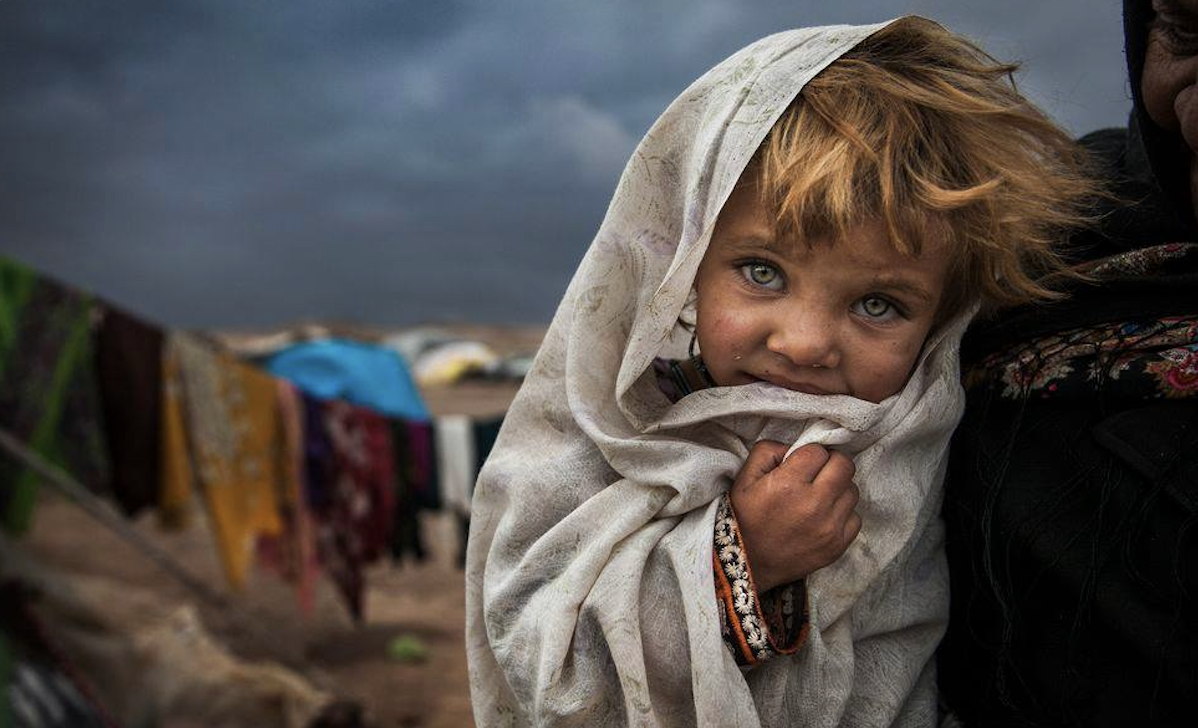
left=12, top=325, right=545, bottom=728
left=20, top=492, right=476, bottom=728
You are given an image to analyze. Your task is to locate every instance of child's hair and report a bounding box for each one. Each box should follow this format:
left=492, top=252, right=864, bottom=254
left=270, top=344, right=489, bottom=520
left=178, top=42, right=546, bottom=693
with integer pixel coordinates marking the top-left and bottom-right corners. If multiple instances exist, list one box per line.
left=755, top=16, right=1099, bottom=319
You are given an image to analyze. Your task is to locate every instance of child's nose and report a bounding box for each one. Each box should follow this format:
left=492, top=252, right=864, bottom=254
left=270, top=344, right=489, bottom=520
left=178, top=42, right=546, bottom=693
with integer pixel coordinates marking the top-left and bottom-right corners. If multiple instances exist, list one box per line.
left=765, top=309, right=840, bottom=370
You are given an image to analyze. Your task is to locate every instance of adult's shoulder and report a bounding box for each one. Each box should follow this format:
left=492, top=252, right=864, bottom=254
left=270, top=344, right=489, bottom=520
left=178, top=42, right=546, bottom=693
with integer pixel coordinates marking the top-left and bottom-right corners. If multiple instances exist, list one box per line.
left=1067, top=121, right=1191, bottom=262
left=959, top=121, right=1198, bottom=362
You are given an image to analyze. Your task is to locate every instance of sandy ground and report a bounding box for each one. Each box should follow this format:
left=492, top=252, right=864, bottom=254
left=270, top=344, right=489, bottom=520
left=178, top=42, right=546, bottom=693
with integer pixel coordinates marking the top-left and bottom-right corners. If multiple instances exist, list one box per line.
left=11, top=324, right=546, bottom=727
left=20, top=493, right=476, bottom=728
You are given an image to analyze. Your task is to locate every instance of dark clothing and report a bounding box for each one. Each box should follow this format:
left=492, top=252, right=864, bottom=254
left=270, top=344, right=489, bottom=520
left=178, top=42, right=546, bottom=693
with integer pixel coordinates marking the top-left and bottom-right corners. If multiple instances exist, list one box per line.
left=388, top=419, right=429, bottom=564
left=938, top=2, right=1198, bottom=725
left=94, top=305, right=164, bottom=516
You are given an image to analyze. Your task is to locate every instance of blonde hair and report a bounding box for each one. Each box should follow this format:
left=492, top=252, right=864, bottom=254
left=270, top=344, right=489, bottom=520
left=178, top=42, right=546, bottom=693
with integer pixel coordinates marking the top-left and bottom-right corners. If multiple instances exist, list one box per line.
left=756, top=16, right=1099, bottom=318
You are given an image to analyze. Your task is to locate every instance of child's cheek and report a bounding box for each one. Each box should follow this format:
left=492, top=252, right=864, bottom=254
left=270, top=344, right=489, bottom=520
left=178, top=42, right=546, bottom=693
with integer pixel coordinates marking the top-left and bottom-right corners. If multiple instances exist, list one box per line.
left=712, top=310, right=756, bottom=350
left=859, top=338, right=924, bottom=399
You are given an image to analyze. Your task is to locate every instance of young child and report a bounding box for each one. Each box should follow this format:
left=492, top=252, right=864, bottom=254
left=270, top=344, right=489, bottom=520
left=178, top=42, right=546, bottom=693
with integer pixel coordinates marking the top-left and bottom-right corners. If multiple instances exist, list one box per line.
left=466, top=17, right=1094, bottom=727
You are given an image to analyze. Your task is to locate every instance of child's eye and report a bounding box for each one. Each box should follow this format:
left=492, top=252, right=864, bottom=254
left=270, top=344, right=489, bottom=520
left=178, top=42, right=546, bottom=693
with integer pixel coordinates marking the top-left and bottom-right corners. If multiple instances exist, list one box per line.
left=852, top=295, right=902, bottom=321
left=740, top=262, right=783, bottom=290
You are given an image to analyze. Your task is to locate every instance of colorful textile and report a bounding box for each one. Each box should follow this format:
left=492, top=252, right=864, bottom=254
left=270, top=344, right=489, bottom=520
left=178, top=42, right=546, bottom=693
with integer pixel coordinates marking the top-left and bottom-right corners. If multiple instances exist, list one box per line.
left=94, top=305, right=163, bottom=516
left=654, top=358, right=810, bottom=666
left=159, top=333, right=283, bottom=589
left=713, top=494, right=809, bottom=667
left=266, top=339, right=429, bottom=421
left=966, top=313, right=1198, bottom=402
left=318, top=400, right=397, bottom=620
left=939, top=14, right=1198, bottom=713
left=0, top=258, right=108, bottom=533
left=256, top=380, right=321, bottom=613
left=403, top=420, right=439, bottom=511
left=158, top=338, right=194, bottom=529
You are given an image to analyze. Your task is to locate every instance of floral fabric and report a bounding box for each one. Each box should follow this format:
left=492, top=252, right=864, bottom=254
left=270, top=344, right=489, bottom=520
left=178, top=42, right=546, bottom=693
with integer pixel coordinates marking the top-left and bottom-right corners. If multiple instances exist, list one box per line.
left=655, top=357, right=810, bottom=665
left=965, top=245, right=1198, bottom=402
left=159, top=333, right=284, bottom=590
left=318, top=399, right=396, bottom=620
left=713, top=494, right=809, bottom=666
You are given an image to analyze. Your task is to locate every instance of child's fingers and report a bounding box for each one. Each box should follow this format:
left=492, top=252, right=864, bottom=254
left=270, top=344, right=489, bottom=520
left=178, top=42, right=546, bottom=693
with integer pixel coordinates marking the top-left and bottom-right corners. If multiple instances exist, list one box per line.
left=736, top=440, right=789, bottom=485
left=831, top=478, right=860, bottom=518
left=810, top=450, right=856, bottom=495
left=777, top=442, right=831, bottom=482
left=842, top=510, right=863, bottom=547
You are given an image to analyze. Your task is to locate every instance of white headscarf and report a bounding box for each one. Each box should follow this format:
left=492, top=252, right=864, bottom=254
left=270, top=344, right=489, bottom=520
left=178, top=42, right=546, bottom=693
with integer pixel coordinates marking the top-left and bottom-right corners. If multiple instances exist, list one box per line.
left=466, top=19, right=971, bottom=727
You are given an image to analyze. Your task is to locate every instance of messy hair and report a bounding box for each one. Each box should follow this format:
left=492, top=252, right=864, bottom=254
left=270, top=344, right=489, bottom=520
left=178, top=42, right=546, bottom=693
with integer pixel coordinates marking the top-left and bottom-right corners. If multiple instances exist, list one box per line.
left=756, top=16, right=1099, bottom=318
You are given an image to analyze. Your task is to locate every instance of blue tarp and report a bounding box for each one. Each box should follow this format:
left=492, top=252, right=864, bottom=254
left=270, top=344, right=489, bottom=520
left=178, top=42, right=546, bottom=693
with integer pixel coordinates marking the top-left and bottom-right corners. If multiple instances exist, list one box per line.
left=265, top=339, right=430, bottom=422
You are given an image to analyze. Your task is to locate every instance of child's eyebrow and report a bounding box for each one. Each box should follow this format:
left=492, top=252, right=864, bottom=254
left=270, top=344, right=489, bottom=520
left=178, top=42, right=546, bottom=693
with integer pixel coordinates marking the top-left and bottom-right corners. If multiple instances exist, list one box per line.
left=869, top=275, right=936, bottom=303
left=720, top=235, right=775, bottom=253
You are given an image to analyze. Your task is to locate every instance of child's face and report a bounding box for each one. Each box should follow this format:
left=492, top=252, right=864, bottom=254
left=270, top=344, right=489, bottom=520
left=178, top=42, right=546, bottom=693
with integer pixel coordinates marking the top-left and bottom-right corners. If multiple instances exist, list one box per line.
left=693, top=180, right=952, bottom=403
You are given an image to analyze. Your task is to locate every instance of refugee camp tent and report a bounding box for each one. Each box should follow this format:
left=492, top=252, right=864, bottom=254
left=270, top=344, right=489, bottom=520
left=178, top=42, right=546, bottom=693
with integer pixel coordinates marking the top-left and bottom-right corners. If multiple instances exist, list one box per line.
left=265, top=339, right=429, bottom=422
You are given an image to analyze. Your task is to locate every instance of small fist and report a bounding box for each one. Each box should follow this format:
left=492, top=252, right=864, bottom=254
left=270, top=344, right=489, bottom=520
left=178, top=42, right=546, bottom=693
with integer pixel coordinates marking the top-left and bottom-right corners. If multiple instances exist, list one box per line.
left=728, top=440, right=861, bottom=592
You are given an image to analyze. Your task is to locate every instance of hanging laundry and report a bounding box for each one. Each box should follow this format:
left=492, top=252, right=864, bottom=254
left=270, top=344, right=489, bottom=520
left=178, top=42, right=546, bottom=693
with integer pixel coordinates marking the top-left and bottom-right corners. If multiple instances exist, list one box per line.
left=158, top=336, right=194, bottom=529
left=472, top=415, right=504, bottom=476
left=256, top=380, right=320, bottom=613
left=0, top=258, right=109, bottom=533
left=265, top=339, right=430, bottom=422
left=433, top=415, right=474, bottom=518
left=465, top=415, right=505, bottom=557
left=94, top=305, right=163, bottom=517
left=317, top=400, right=397, bottom=620
left=402, top=420, right=439, bottom=511
left=388, top=420, right=427, bottom=565
left=300, top=393, right=336, bottom=513
left=158, top=333, right=283, bottom=590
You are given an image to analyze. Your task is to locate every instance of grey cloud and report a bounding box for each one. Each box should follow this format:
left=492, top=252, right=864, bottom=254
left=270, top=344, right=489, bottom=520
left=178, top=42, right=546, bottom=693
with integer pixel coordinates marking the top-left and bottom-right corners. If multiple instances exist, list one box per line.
left=0, top=0, right=1129, bottom=328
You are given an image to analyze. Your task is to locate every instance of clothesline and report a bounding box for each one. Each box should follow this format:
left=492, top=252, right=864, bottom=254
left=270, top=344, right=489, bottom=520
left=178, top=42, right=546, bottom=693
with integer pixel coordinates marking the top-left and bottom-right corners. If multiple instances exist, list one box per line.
left=0, top=425, right=327, bottom=679
left=0, top=254, right=507, bottom=621
left=0, top=427, right=227, bottom=610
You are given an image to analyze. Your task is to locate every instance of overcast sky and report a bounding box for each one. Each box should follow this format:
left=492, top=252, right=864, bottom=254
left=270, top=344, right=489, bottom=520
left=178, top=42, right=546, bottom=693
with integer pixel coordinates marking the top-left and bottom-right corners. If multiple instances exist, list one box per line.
left=0, top=0, right=1129, bottom=329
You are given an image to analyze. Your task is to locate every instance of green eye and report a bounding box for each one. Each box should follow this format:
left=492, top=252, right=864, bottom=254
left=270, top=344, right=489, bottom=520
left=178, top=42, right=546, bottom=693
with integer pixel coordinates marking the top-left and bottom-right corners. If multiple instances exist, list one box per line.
left=742, top=263, right=780, bottom=288
left=860, top=297, right=892, bottom=317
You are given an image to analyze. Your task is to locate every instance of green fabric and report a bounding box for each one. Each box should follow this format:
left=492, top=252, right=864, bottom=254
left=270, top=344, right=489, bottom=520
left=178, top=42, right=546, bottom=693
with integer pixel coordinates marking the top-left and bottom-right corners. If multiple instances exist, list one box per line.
left=0, top=261, right=36, bottom=382
left=0, top=257, right=108, bottom=533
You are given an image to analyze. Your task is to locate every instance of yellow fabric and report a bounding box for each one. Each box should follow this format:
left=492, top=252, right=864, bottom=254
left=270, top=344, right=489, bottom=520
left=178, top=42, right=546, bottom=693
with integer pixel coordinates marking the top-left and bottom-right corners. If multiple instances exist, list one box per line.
left=158, top=343, right=194, bottom=529
left=159, top=333, right=283, bottom=590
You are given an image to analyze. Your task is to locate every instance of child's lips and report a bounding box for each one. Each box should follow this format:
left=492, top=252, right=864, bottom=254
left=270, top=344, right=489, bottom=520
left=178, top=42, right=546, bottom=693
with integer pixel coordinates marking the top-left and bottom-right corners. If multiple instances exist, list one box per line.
left=754, top=372, right=835, bottom=395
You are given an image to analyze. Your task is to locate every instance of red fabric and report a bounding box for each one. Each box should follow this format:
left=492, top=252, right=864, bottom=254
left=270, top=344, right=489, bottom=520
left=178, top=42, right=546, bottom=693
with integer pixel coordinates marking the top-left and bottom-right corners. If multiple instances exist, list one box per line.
left=256, top=380, right=321, bottom=614
left=320, top=400, right=397, bottom=619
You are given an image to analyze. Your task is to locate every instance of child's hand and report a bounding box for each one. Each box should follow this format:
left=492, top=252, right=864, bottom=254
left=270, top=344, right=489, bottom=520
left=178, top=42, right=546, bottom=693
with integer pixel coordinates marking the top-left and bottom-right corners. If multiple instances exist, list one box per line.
left=728, top=440, right=861, bottom=593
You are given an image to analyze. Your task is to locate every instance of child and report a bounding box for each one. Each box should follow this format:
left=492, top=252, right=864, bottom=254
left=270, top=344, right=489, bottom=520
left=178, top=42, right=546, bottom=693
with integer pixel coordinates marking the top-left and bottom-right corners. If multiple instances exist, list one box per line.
left=466, top=17, right=1094, bottom=728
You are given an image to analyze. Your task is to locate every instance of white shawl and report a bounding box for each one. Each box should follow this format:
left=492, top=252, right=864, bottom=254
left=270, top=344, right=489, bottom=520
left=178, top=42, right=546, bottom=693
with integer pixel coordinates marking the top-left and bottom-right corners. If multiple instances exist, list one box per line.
left=466, top=19, right=971, bottom=728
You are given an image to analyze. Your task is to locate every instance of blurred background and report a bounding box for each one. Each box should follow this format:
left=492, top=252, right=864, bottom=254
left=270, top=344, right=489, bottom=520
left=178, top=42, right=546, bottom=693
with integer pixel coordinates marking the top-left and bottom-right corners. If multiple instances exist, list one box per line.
left=0, top=2, right=1129, bottom=727
left=2, top=0, right=1127, bottom=330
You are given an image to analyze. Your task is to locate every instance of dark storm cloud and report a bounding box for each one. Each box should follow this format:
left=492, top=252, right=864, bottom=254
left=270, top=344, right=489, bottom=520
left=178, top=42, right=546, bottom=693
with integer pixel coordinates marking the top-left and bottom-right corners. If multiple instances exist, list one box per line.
left=0, top=0, right=1127, bottom=327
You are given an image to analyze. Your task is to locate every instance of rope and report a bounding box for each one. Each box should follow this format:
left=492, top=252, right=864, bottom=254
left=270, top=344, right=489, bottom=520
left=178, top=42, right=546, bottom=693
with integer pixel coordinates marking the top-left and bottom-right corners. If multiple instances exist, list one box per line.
left=0, top=427, right=333, bottom=688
